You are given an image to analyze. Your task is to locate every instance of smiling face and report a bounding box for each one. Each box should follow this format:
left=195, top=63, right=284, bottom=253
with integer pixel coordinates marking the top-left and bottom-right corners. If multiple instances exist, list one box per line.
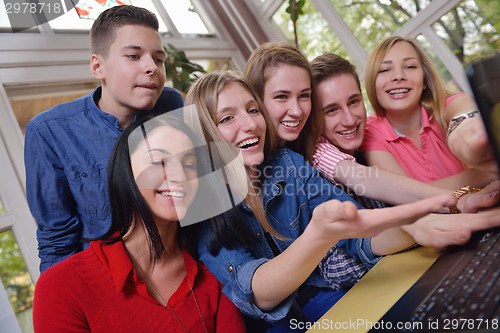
left=319, top=74, right=367, bottom=155
left=262, top=64, right=312, bottom=142
left=216, top=82, right=267, bottom=167
left=375, top=41, right=425, bottom=117
left=92, top=24, right=167, bottom=116
left=131, top=126, right=199, bottom=223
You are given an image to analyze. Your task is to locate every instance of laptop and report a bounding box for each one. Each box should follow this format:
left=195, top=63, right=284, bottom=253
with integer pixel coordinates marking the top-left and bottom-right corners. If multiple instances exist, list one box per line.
left=369, top=53, right=500, bottom=332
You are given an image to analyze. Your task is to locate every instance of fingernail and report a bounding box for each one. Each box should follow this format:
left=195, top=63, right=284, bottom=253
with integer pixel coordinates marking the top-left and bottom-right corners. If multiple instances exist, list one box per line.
left=490, top=191, right=499, bottom=199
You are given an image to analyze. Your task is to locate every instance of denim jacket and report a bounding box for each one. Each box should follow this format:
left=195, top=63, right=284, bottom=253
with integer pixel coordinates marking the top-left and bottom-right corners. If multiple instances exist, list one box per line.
left=197, top=149, right=380, bottom=324
left=25, top=86, right=184, bottom=272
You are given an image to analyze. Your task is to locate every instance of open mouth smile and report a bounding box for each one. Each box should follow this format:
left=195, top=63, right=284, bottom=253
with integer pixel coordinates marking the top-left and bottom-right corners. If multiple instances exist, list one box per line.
left=388, top=88, right=410, bottom=95
left=338, top=126, right=358, bottom=136
left=158, top=191, right=185, bottom=198
left=281, top=121, right=300, bottom=128
left=237, top=137, right=259, bottom=149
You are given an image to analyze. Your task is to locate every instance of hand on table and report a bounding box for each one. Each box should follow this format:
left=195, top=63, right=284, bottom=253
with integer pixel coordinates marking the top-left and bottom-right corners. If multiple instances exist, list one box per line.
left=458, top=180, right=500, bottom=213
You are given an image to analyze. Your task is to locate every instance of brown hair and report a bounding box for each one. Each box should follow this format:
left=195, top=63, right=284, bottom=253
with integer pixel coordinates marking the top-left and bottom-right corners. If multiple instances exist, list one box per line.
left=90, top=5, right=159, bottom=57
left=184, top=71, right=282, bottom=239
left=311, top=52, right=361, bottom=90
left=243, top=42, right=323, bottom=163
left=365, top=36, right=454, bottom=131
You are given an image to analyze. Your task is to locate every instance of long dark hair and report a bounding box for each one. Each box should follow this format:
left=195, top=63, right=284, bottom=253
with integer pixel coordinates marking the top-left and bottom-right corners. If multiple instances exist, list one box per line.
left=98, top=114, right=206, bottom=262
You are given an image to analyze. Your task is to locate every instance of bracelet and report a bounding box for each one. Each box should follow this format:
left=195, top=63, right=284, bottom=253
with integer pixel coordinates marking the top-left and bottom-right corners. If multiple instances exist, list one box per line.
left=446, top=110, right=480, bottom=145
left=449, top=185, right=481, bottom=214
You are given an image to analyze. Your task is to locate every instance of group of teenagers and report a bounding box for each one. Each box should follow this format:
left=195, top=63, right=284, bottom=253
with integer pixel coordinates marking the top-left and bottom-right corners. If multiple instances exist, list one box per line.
left=29, top=5, right=500, bottom=333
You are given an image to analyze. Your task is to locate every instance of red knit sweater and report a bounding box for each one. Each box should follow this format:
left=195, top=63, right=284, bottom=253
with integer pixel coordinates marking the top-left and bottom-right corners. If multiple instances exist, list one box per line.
left=33, top=240, right=246, bottom=332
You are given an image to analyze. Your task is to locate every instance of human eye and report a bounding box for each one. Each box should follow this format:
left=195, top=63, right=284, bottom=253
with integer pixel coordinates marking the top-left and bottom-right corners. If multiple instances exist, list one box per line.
left=248, top=107, right=260, bottom=115
left=274, top=94, right=287, bottom=100
left=150, top=159, right=165, bottom=167
left=183, top=161, right=197, bottom=170
left=155, top=54, right=166, bottom=63
left=299, top=92, right=311, bottom=99
left=378, top=67, right=389, bottom=73
left=349, top=99, right=361, bottom=107
left=325, top=107, right=340, bottom=115
left=218, top=115, right=233, bottom=124
left=126, top=54, right=139, bottom=60
left=183, top=155, right=198, bottom=171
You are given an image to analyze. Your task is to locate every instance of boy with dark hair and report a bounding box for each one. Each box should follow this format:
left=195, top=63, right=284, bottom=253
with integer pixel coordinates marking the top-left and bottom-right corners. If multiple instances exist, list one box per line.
left=25, top=5, right=183, bottom=273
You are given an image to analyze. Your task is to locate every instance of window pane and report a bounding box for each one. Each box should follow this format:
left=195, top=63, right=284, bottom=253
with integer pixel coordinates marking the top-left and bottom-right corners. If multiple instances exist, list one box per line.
left=5, top=80, right=100, bottom=134
left=431, top=0, right=500, bottom=64
left=272, top=1, right=350, bottom=61
left=328, top=0, right=433, bottom=54
left=416, top=35, right=462, bottom=92
left=0, top=230, right=35, bottom=333
left=48, top=0, right=168, bottom=33
left=160, top=0, right=209, bottom=35
left=196, top=59, right=235, bottom=72
left=0, top=0, right=11, bottom=29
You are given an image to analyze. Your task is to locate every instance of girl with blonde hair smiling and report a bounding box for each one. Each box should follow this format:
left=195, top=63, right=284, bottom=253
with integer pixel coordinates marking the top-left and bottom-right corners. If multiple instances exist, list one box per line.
left=361, top=36, right=497, bottom=187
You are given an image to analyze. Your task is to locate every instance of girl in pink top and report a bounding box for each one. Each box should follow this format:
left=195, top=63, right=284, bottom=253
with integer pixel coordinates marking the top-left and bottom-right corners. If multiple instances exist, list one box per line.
left=360, top=36, right=497, bottom=188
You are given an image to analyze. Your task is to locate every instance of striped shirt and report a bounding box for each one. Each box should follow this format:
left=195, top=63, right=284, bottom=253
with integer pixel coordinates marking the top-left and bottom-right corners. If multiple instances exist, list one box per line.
left=313, top=136, right=355, bottom=185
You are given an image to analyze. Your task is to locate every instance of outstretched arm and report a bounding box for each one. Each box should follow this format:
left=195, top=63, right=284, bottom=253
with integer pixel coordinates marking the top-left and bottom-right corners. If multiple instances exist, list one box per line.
left=335, top=159, right=452, bottom=204
left=363, top=149, right=496, bottom=190
left=250, top=195, right=455, bottom=310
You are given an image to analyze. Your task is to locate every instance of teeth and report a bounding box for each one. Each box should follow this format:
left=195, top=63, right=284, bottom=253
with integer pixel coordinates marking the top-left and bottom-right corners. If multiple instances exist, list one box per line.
left=159, top=191, right=185, bottom=198
left=282, top=121, right=300, bottom=127
left=339, top=128, right=357, bottom=136
left=237, top=138, right=258, bottom=148
left=389, top=89, right=409, bottom=94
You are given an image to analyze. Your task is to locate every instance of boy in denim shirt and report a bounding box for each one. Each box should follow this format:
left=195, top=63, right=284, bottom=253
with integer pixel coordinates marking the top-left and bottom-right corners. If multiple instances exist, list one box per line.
left=25, top=5, right=183, bottom=273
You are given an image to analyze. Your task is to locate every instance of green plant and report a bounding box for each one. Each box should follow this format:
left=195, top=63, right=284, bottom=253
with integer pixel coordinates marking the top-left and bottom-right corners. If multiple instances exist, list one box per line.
left=286, top=0, right=305, bottom=48
left=0, top=230, right=34, bottom=314
left=164, top=44, right=206, bottom=95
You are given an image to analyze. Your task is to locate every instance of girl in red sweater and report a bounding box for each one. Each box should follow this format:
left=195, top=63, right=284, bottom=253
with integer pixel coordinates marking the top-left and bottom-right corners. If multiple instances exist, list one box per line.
left=33, top=114, right=246, bottom=332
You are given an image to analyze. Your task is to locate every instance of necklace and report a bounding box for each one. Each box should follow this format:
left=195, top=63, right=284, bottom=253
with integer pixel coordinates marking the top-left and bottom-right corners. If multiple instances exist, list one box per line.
left=131, top=251, right=209, bottom=333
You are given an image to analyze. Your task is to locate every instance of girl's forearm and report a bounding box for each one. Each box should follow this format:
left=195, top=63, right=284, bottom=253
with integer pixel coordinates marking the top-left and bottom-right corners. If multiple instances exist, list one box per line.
left=335, top=160, right=451, bottom=204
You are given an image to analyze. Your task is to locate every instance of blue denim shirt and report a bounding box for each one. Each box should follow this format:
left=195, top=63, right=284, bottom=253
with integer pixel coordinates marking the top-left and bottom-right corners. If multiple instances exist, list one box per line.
left=197, top=149, right=380, bottom=324
left=25, top=86, right=184, bottom=273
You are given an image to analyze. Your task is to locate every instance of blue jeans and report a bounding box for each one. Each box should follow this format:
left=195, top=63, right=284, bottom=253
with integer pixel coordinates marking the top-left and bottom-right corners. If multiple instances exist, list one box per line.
left=265, top=289, right=346, bottom=333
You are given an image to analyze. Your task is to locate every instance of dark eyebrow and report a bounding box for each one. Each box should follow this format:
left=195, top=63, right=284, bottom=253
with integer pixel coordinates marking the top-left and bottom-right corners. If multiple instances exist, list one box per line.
left=382, top=57, right=418, bottom=64
left=322, top=93, right=362, bottom=111
left=156, top=49, right=166, bottom=56
left=217, top=106, right=235, bottom=114
left=145, top=149, right=196, bottom=158
left=322, top=102, right=339, bottom=111
left=122, top=45, right=166, bottom=56
left=122, top=45, right=142, bottom=51
left=246, top=99, right=259, bottom=108
left=145, top=148, right=170, bottom=155
left=272, top=89, right=290, bottom=94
